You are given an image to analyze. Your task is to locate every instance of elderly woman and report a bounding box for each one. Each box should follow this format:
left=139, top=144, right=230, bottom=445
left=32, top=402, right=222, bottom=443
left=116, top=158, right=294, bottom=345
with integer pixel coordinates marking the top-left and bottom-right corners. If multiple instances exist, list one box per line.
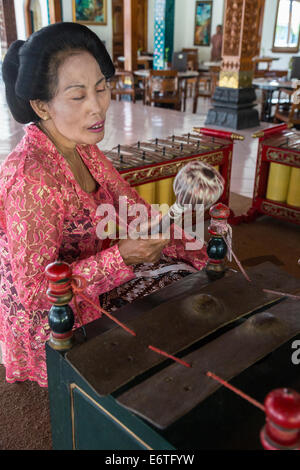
left=0, top=23, right=208, bottom=387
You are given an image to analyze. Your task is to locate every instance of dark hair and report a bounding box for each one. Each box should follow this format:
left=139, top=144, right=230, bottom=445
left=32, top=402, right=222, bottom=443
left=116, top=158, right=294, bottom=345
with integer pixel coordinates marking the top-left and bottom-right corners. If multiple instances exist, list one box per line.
left=2, top=22, right=115, bottom=123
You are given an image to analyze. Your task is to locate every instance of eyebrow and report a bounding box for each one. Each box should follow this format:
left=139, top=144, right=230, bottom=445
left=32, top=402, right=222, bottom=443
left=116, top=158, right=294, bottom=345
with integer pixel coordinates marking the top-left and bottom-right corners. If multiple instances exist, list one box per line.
left=64, top=77, right=106, bottom=91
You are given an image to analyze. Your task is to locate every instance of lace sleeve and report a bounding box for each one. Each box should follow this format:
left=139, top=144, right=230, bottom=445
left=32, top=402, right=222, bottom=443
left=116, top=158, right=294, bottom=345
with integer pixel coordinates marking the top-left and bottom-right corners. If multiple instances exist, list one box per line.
left=4, top=173, right=134, bottom=312
left=100, top=153, right=154, bottom=218
left=100, top=153, right=208, bottom=270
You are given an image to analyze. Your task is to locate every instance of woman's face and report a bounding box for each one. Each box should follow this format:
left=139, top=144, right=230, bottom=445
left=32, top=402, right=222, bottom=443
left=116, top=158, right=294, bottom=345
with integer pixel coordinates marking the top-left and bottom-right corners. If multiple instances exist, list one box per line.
left=44, top=51, right=111, bottom=148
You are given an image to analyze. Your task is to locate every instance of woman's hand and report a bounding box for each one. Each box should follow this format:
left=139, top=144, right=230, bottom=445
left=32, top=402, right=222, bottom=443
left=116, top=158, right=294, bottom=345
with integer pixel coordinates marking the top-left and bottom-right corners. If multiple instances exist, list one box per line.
left=118, top=236, right=170, bottom=265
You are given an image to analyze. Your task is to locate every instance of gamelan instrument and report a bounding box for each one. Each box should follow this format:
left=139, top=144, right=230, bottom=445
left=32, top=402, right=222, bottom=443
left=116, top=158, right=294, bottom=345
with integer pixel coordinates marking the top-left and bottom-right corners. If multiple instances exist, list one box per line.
left=232, top=123, right=300, bottom=225
left=103, top=127, right=243, bottom=209
left=44, top=126, right=300, bottom=450
left=45, top=249, right=300, bottom=450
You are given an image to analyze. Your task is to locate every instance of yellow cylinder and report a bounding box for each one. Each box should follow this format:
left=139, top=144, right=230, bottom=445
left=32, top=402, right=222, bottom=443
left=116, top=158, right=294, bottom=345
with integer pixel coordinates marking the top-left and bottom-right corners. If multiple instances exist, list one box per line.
left=287, top=167, right=300, bottom=207
left=156, top=177, right=176, bottom=206
left=135, top=182, right=156, bottom=204
left=266, top=162, right=291, bottom=202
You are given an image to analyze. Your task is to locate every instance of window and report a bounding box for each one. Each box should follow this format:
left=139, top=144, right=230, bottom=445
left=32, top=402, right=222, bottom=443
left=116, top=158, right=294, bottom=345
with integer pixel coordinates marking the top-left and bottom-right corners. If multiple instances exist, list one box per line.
left=272, top=0, right=300, bottom=52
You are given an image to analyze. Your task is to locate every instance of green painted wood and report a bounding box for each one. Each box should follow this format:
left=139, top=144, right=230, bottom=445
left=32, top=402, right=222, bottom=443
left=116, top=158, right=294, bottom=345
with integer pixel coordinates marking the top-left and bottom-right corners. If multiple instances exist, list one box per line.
left=153, top=0, right=175, bottom=70
left=46, top=343, right=174, bottom=450
left=46, top=263, right=300, bottom=450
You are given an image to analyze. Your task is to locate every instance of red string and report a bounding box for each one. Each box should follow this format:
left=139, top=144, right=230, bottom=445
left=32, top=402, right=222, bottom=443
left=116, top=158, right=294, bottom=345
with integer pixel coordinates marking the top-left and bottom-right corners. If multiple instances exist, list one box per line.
left=70, top=275, right=193, bottom=368
left=148, top=345, right=192, bottom=368
left=263, top=289, right=300, bottom=300
left=71, top=276, right=136, bottom=337
left=206, top=371, right=265, bottom=412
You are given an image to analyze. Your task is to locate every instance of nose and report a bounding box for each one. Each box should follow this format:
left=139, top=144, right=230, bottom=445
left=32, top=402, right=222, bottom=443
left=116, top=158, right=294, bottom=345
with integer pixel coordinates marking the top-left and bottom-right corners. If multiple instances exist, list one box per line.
left=86, top=89, right=110, bottom=116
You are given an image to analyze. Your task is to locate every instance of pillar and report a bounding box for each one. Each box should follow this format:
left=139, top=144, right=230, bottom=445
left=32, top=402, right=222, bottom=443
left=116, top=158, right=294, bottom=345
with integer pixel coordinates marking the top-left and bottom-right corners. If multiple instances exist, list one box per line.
left=153, top=0, right=175, bottom=70
left=48, top=0, right=62, bottom=23
left=0, top=0, right=17, bottom=50
left=124, top=0, right=138, bottom=71
left=205, top=0, right=263, bottom=129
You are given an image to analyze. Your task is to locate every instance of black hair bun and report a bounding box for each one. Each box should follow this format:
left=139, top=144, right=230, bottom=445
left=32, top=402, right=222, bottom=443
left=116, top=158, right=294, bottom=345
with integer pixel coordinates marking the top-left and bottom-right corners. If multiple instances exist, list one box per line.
left=2, top=22, right=115, bottom=124
left=2, top=40, right=38, bottom=123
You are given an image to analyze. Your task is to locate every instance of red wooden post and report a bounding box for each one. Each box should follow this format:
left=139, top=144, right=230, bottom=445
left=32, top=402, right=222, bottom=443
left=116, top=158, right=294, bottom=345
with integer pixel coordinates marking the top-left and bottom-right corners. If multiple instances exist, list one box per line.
left=260, top=388, right=300, bottom=450
left=45, top=261, right=75, bottom=351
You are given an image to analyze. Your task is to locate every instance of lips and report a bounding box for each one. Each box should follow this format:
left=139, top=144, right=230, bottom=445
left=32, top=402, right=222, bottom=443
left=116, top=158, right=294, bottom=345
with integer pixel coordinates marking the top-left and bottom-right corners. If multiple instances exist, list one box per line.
left=88, top=120, right=105, bottom=132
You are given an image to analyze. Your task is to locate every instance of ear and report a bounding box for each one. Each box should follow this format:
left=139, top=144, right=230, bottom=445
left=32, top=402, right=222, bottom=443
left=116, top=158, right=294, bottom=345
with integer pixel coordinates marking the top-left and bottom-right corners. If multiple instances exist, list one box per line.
left=29, top=99, right=51, bottom=121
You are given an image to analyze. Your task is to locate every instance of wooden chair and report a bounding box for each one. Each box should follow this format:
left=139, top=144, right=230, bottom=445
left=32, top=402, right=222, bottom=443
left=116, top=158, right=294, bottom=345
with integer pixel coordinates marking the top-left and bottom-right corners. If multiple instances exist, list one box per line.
left=182, top=48, right=199, bottom=71
left=181, top=49, right=199, bottom=99
left=137, top=58, right=151, bottom=69
left=116, top=58, right=125, bottom=70
left=109, top=71, right=136, bottom=103
left=193, top=66, right=220, bottom=113
left=192, top=73, right=212, bottom=113
left=210, top=65, right=220, bottom=96
left=273, top=87, right=300, bottom=126
left=146, top=70, right=182, bottom=111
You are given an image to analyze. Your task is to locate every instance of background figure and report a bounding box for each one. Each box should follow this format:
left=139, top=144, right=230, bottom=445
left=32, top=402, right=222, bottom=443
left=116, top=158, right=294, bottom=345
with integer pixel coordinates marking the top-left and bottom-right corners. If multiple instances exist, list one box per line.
left=211, top=24, right=223, bottom=61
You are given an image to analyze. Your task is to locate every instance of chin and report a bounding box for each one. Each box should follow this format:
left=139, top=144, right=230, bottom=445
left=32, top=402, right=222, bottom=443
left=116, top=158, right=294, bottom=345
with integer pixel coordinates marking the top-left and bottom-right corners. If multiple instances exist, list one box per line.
left=82, top=130, right=105, bottom=146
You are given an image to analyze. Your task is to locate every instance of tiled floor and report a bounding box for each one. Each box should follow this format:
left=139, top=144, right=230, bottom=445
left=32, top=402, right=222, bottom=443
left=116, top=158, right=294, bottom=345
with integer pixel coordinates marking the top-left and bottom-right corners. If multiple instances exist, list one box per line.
left=0, top=75, right=270, bottom=200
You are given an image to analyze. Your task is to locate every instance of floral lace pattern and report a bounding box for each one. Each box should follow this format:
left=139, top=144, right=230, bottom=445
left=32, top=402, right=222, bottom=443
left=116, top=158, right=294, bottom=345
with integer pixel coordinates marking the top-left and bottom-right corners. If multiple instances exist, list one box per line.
left=0, top=124, right=208, bottom=387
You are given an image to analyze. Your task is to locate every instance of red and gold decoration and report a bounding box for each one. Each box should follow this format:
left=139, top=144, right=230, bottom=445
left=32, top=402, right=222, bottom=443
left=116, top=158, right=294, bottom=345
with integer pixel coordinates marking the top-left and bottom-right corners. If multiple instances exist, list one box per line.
left=105, top=127, right=243, bottom=211
left=232, top=123, right=300, bottom=225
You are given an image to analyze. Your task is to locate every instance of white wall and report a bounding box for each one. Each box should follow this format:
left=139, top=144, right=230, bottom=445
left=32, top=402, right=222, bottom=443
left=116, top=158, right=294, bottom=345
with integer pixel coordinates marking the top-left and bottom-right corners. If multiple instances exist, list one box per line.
left=40, top=0, right=50, bottom=26
left=260, top=0, right=294, bottom=71
left=14, top=0, right=27, bottom=40
left=61, top=0, right=113, bottom=56
left=147, top=0, right=224, bottom=63
left=14, top=0, right=49, bottom=39
left=14, top=0, right=294, bottom=71
left=174, top=0, right=224, bottom=62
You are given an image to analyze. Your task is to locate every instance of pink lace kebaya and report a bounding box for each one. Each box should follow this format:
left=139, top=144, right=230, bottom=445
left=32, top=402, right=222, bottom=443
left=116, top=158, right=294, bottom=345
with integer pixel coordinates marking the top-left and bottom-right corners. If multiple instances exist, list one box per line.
left=0, top=124, right=208, bottom=387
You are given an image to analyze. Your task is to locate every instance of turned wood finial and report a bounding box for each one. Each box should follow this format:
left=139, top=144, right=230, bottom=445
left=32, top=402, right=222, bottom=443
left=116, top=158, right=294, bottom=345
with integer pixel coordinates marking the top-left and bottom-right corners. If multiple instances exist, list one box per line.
left=261, top=388, right=300, bottom=450
left=45, top=261, right=75, bottom=351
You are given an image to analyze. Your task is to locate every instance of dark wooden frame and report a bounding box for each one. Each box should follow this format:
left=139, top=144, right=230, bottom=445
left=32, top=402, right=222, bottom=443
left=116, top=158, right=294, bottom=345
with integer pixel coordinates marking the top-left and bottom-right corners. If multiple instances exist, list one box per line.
left=272, top=0, right=300, bottom=53
left=48, top=0, right=62, bottom=23
left=72, top=0, right=107, bottom=25
left=0, top=0, right=17, bottom=47
left=194, top=0, right=213, bottom=47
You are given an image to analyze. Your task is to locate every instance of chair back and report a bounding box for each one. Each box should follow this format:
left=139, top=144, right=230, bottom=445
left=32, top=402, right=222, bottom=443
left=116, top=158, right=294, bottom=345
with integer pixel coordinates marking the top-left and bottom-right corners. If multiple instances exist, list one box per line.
left=110, top=71, right=136, bottom=102
left=172, top=52, right=188, bottom=72
left=274, top=86, right=300, bottom=125
left=147, top=70, right=181, bottom=110
left=291, top=57, right=300, bottom=80
left=182, top=48, right=199, bottom=71
left=148, top=70, right=179, bottom=93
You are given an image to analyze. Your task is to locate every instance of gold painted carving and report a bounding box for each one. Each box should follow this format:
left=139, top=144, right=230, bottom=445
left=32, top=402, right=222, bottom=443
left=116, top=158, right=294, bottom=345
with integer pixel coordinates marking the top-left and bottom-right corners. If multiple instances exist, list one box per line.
left=121, top=152, right=224, bottom=185
left=219, top=70, right=253, bottom=89
left=266, top=149, right=300, bottom=167
left=222, top=0, right=263, bottom=88
left=261, top=201, right=300, bottom=223
left=223, top=0, right=243, bottom=57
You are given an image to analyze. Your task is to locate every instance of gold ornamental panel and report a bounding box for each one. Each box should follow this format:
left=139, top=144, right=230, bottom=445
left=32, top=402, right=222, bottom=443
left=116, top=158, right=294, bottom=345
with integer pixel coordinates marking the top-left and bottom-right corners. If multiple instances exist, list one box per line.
left=219, top=70, right=253, bottom=89
left=121, top=152, right=224, bottom=186
left=261, top=201, right=300, bottom=223
left=266, top=149, right=300, bottom=168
